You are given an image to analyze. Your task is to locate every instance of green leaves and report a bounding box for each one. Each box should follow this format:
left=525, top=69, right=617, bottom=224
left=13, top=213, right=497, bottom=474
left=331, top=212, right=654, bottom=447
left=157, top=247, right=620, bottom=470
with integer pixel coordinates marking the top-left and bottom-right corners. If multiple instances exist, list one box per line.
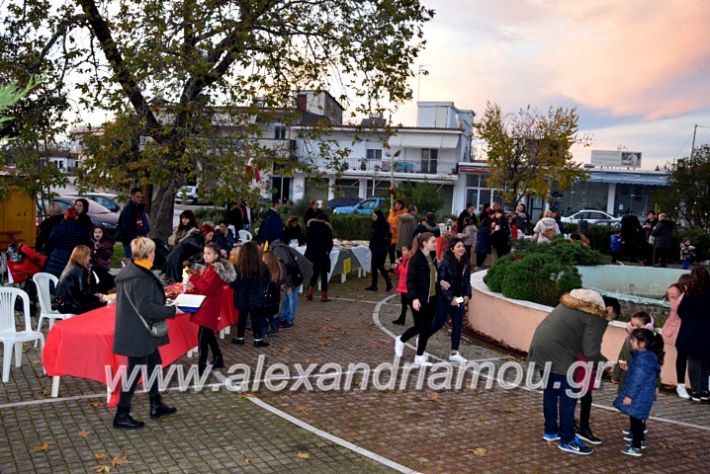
left=476, top=102, right=589, bottom=208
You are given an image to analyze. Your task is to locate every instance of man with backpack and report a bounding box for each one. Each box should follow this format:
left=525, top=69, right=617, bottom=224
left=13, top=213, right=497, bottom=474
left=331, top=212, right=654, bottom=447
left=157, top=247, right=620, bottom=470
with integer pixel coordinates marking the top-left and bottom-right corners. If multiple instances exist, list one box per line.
left=270, top=239, right=313, bottom=328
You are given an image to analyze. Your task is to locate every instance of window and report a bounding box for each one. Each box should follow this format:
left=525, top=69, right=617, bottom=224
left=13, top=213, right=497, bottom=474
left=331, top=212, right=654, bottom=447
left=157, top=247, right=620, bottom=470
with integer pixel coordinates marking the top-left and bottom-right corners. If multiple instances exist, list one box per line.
left=421, top=149, right=438, bottom=174
left=274, top=125, right=287, bottom=140
left=466, top=174, right=479, bottom=187
left=360, top=199, right=378, bottom=210
left=366, top=149, right=382, bottom=160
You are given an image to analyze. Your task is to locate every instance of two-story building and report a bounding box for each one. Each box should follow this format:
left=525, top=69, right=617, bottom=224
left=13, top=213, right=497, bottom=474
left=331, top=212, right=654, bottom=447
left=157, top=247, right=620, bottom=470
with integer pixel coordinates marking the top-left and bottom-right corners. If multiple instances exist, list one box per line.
left=279, top=99, right=475, bottom=215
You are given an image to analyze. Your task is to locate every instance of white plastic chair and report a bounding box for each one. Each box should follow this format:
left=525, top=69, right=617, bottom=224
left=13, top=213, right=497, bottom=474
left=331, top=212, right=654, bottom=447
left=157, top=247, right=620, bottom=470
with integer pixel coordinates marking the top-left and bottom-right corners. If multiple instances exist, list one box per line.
left=33, top=273, right=74, bottom=334
left=0, top=287, right=44, bottom=382
left=237, top=230, right=253, bottom=243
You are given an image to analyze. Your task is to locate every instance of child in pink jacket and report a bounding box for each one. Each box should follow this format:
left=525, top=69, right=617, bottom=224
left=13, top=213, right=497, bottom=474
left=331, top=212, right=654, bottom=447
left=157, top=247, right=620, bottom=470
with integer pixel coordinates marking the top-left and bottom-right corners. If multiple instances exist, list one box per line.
left=391, top=245, right=410, bottom=325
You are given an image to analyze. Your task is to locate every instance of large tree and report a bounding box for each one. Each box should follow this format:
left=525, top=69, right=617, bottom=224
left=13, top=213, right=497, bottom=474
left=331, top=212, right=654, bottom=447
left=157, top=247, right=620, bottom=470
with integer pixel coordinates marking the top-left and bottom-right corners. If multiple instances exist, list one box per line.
left=475, top=102, right=589, bottom=208
left=659, top=144, right=710, bottom=232
left=1, top=1, right=433, bottom=238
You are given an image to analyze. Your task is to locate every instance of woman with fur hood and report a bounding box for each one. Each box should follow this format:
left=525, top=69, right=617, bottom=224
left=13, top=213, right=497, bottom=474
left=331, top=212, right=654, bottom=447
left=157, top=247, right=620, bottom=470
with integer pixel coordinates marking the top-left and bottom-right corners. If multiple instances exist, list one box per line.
left=528, top=289, right=614, bottom=456
left=305, top=210, right=334, bottom=302
left=187, top=242, right=236, bottom=374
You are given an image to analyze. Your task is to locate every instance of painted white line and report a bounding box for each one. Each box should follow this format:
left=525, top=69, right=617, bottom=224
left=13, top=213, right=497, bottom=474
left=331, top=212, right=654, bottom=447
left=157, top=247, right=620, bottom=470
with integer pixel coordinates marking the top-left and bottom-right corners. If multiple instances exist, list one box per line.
left=371, top=293, right=710, bottom=434
left=248, top=396, right=422, bottom=474
left=330, top=296, right=399, bottom=305
left=0, top=393, right=105, bottom=410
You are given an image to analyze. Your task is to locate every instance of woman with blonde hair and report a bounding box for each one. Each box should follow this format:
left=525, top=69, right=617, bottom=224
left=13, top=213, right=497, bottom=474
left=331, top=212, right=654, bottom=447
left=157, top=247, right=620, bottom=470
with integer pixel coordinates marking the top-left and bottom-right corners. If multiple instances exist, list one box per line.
left=53, top=245, right=107, bottom=315
left=113, top=237, right=183, bottom=429
left=533, top=210, right=561, bottom=244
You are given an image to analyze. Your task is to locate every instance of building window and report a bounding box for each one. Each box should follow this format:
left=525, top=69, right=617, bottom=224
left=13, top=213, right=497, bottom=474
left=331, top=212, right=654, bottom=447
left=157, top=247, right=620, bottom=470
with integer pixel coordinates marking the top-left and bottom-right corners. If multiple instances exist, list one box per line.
left=366, top=149, right=382, bottom=160
left=466, top=174, right=479, bottom=187
left=274, top=125, right=287, bottom=140
left=421, top=149, right=438, bottom=174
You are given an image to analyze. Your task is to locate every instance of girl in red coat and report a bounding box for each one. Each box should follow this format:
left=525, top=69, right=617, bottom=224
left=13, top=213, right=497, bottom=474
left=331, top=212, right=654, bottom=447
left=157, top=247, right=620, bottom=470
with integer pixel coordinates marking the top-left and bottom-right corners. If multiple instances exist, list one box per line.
left=188, top=242, right=236, bottom=374
left=391, top=245, right=410, bottom=325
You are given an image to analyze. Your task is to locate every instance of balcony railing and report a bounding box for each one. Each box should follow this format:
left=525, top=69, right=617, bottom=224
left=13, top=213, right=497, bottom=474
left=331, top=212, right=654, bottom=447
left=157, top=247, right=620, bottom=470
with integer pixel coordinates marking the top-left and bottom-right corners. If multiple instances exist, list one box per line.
left=300, top=156, right=459, bottom=175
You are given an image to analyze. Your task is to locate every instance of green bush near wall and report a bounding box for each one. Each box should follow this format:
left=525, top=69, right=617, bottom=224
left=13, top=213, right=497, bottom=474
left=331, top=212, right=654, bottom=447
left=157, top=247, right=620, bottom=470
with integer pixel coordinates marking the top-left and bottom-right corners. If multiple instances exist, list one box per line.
left=483, top=238, right=604, bottom=306
left=329, top=214, right=372, bottom=240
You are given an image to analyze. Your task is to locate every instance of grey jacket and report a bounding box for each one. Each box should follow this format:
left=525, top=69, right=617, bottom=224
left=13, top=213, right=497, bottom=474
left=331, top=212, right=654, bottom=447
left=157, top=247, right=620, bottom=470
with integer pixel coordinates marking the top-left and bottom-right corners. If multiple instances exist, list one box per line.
left=114, top=261, right=177, bottom=357
left=397, top=213, right=417, bottom=251
left=528, top=293, right=610, bottom=375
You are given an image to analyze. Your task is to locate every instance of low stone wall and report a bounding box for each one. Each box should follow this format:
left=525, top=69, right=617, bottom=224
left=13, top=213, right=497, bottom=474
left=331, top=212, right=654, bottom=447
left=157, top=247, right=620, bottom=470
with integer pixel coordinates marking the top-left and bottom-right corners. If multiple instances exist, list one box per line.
left=469, top=271, right=679, bottom=386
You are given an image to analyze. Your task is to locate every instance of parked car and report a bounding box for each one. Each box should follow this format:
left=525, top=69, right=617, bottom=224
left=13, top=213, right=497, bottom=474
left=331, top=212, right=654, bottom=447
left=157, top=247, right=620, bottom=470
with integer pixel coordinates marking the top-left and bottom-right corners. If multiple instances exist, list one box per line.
left=561, top=210, right=620, bottom=225
left=175, top=185, right=199, bottom=204
left=38, top=196, right=119, bottom=238
left=326, top=197, right=361, bottom=209
left=332, top=197, right=386, bottom=215
left=67, top=192, right=121, bottom=213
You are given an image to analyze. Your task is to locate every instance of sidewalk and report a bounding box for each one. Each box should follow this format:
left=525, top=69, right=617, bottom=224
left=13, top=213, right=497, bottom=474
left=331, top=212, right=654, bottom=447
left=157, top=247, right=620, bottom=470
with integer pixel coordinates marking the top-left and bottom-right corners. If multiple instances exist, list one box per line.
left=1, top=276, right=709, bottom=473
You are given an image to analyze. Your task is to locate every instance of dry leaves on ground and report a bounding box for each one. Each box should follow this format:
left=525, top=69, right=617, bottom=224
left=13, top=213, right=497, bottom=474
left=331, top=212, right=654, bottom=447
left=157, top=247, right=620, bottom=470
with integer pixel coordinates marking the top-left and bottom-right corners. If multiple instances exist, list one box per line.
left=471, top=447, right=488, bottom=457
left=296, top=406, right=312, bottom=415
left=33, top=442, right=49, bottom=453
left=78, top=430, right=90, bottom=438
left=111, top=455, right=133, bottom=466
left=240, top=458, right=252, bottom=465
left=94, top=465, right=111, bottom=473
left=425, top=391, right=439, bottom=402
left=94, top=453, right=107, bottom=461
left=296, top=452, right=311, bottom=460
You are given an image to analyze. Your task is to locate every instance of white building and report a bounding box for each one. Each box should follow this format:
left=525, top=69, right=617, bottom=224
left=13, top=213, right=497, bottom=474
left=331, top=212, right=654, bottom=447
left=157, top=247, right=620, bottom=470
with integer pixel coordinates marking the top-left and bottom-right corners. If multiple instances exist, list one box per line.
left=278, top=100, right=475, bottom=215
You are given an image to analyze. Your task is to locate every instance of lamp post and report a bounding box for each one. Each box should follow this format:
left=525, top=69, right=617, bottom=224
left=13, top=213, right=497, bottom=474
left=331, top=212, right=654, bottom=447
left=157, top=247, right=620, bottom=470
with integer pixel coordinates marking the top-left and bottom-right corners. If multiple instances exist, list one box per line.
left=386, top=149, right=401, bottom=208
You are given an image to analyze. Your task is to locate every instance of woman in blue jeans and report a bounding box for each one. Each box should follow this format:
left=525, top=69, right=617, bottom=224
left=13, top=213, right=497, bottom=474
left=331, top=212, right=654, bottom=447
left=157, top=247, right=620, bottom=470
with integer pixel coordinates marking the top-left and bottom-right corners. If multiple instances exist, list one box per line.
left=430, top=237, right=471, bottom=364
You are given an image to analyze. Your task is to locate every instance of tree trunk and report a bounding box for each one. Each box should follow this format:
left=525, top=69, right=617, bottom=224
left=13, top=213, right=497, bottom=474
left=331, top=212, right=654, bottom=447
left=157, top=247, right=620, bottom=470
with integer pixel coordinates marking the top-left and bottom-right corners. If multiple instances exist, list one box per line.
left=148, top=183, right=177, bottom=242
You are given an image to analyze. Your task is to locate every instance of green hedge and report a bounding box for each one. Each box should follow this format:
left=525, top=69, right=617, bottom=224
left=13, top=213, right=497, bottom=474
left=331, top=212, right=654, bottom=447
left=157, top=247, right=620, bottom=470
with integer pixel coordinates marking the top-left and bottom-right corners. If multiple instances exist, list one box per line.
left=564, top=223, right=710, bottom=262
left=330, top=214, right=372, bottom=240
left=484, top=238, right=604, bottom=306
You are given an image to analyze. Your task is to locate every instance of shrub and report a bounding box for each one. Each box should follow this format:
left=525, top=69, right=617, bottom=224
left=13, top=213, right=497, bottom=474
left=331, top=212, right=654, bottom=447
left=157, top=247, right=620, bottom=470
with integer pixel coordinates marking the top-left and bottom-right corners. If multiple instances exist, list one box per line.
left=329, top=213, right=372, bottom=240
left=194, top=207, right=226, bottom=225
left=486, top=238, right=593, bottom=306
left=483, top=255, right=514, bottom=293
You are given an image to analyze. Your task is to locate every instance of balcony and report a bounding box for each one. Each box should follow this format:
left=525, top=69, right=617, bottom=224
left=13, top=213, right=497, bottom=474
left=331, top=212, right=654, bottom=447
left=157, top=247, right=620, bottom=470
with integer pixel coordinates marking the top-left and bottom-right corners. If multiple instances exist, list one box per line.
left=300, top=156, right=459, bottom=175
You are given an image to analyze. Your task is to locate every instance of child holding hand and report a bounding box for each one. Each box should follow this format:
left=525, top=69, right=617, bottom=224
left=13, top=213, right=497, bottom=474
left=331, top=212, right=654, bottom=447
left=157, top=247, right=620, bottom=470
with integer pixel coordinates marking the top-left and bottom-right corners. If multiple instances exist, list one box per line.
left=391, top=245, right=410, bottom=325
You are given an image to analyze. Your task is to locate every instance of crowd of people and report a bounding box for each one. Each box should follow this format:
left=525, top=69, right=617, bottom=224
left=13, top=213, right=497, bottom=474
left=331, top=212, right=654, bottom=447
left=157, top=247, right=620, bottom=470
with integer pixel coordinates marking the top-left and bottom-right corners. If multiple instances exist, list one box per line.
left=28, top=193, right=710, bottom=447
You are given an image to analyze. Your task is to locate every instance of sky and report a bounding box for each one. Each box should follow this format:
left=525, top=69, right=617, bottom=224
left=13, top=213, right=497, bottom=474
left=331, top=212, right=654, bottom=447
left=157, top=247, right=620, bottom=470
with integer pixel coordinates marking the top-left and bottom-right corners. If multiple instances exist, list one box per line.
left=391, top=0, right=710, bottom=169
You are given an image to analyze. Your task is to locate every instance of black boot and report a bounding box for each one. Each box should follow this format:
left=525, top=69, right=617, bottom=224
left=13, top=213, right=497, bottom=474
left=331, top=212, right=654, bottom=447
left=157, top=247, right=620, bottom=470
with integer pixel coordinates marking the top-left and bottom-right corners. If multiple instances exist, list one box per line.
left=392, top=310, right=406, bottom=325
left=254, top=339, right=270, bottom=348
left=212, top=353, right=224, bottom=369
left=385, top=276, right=393, bottom=292
left=150, top=395, right=177, bottom=419
left=113, top=406, right=145, bottom=429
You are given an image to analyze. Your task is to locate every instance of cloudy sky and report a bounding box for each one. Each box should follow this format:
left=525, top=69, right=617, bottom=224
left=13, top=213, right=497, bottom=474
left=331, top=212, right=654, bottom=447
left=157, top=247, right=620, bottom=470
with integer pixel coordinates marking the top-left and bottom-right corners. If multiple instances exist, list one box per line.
left=391, top=0, right=710, bottom=169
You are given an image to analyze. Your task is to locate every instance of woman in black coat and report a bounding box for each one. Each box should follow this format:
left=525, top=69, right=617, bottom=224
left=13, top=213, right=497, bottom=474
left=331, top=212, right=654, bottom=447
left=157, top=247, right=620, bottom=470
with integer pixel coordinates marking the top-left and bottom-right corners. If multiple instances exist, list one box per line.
left=230, top=241, right=271, bottom=347
left=394, top=232, right=438, bottom=367
left=282, top=216, right=306, bottom=246
left=676, top=267, right=710, bottom=401
left=44, top=208, right=88, bottom=277
left=305, top=211, right=334, bottom=302
left=113, top=237, right=183, bottom=429
left=430, top=237, right=471, bottom=363
left=651, top=213, right=673, bottom=267
left=365, top=210, right=392, bottom=292
left=74, top=198, right=93, bottom=245
left=490, top=210, right=511, bottom=258
left=54, top=245, right=107, bottom=315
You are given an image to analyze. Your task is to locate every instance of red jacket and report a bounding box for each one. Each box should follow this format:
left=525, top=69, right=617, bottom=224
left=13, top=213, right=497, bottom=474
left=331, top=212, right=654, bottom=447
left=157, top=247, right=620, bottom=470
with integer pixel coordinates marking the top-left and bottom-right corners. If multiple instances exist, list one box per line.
left=393, top=254, right=410, bottom=294
left=189, top=265, right=225, bottom=331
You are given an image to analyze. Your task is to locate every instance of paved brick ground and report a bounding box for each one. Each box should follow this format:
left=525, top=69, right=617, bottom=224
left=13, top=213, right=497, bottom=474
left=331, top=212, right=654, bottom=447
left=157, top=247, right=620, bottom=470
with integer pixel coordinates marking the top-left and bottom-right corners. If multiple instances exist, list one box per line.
left=1, top=272, right=709, bottom=473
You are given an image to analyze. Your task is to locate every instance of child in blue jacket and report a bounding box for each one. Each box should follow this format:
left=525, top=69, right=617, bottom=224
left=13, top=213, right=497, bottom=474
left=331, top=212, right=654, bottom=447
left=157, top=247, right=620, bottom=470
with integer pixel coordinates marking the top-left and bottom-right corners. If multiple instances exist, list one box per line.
left=613, top=328, right=664, bottom=457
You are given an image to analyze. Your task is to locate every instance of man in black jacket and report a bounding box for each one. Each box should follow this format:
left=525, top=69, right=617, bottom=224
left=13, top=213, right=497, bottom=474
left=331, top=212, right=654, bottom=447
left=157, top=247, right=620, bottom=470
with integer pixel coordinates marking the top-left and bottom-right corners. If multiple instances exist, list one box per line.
left=116, top=188, right=150, bottom=258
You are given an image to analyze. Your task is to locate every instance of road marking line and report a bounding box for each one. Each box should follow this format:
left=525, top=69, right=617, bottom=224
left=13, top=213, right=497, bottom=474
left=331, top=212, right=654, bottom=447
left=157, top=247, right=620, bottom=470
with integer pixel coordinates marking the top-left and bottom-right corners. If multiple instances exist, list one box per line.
left=371, top=294, right=710, bottom=433
left=248, top=396, right=422, bottom=474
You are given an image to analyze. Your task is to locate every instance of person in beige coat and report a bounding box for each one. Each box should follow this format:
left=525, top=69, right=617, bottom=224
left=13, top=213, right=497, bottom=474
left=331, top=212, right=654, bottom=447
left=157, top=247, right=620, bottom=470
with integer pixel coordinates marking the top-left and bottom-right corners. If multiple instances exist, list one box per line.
left=662, top=282, right=688, bottom=399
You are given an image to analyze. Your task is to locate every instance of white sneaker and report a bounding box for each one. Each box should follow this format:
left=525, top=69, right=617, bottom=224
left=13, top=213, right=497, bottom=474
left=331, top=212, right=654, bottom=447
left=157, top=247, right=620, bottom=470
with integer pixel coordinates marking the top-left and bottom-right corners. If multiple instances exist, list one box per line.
left=413, top=355, right=433, bottom=367
left=676, top=383, right=690, bottom=400
left=394, top=337, right=404, bottom=358
left=449, top=352, right=467, bottom=364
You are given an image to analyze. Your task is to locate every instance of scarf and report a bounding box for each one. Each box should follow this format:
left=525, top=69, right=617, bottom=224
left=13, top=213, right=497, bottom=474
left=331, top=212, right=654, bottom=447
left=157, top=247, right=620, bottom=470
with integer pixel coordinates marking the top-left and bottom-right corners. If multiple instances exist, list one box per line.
left=133, top=258, right=154, bottom=270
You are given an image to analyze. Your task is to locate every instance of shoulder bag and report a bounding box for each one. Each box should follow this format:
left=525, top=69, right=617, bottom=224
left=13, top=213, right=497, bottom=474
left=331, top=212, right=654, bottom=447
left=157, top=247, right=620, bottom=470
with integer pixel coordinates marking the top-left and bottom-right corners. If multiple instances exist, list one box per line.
left=125, top=292, right=169, bottom=338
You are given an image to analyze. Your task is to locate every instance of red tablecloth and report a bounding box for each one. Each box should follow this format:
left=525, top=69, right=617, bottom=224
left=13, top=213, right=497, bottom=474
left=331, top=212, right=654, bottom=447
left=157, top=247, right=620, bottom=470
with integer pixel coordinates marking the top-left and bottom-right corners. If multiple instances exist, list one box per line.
left=42, top=287, right=237, bottom=406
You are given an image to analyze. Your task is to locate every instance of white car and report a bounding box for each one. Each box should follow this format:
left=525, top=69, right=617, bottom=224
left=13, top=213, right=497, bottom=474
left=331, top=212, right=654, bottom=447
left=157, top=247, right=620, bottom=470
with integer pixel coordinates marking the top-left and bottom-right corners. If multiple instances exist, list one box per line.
left=561, top=210, right=620, bottom=225
left=175, top=186, right=199, bottom=204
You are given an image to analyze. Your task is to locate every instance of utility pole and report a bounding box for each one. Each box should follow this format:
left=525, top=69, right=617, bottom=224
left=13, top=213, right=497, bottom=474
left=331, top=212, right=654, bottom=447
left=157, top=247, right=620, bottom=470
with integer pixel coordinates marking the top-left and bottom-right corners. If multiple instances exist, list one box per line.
left=690, top=124, right=698, bottom=159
